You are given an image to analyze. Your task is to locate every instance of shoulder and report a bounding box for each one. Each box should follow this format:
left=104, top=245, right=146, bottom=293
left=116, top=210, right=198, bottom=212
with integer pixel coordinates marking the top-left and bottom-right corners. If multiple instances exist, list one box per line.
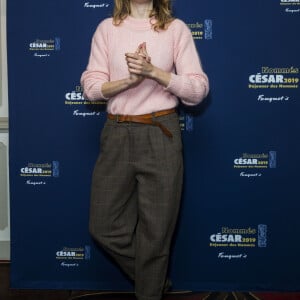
left=168, top=18, right=190, bottom=33
left=97, top=17, right=114, bottom=29
left=167, top=18, right=193, bottom=43
left=92, top=18, right=114, bottom=42
left=95, top=17, right=114, bottom=33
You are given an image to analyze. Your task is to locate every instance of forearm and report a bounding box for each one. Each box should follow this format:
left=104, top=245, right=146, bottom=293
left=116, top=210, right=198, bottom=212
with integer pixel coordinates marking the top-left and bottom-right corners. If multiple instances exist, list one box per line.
left=149, top=66, right=209, bottom=105
left=101, top=77, right=138, bottom=99
left=150, top=66, right=171, bottom=87
left=166, top=72, right=209, bottom=105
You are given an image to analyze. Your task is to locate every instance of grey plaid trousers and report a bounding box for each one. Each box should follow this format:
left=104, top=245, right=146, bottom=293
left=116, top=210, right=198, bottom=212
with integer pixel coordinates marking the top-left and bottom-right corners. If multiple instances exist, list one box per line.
left=89, top=112, right=183, bottom=300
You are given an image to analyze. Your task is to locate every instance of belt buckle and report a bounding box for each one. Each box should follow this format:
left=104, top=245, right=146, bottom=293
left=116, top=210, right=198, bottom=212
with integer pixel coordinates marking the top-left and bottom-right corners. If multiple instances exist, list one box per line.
left=116, top=115, right=120, bottom=122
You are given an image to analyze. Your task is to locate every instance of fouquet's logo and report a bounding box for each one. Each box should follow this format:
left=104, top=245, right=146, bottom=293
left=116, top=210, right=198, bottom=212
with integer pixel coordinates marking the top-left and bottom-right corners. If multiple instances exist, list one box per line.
left=83, top=2, right=110, bottom=8
left=280, top=0, right=300, bottom=11
left=257, top=94, right=290, bottom=103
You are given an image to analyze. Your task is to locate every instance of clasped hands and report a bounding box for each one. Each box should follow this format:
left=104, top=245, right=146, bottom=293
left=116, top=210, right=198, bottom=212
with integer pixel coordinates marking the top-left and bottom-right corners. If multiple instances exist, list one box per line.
left=125, top=42, right=154, bottom=85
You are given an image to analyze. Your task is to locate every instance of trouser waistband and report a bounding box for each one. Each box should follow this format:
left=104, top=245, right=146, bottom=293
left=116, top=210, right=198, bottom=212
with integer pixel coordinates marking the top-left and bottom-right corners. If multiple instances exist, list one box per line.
left=107, top=108, right=176, bottom=138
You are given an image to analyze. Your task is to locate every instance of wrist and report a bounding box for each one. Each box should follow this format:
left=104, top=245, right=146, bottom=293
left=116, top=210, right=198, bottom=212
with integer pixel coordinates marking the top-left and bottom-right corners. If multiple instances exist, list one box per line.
left=150, top=67, right=171, bottom=87
left=126, top=74, right=144, bottom=88
left=126, top=76, right=136, bottom=88
left=150, top=66, right=158, bottom=80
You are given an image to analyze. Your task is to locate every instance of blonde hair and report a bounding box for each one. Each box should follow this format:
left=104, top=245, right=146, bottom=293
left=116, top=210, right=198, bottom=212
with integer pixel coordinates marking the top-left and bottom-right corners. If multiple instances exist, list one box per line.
left=113, top=0, right=174, bottom=31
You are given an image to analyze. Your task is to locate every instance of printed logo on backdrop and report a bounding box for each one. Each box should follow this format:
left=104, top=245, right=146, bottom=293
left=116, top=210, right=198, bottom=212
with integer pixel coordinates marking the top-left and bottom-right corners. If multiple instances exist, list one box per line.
left=186, top=19, right=213, bottom=40
left=233, top=151, right=277, bottom=178
left=20, top=161, right=60, bottom=185
left=56, top=246, right=91, bottom=268
left=83, top=1, right=111, bottom=9
left=65, top=85, right=106, bottom=117
left=179, top=113, right=194, bottom=132
left=29, top=38, right=61, bottom=58
left=249, top=66, right=299, bottom=103
left=280, top=0, right=300, bottom=13
left=210, top=225, right=268, bottom=260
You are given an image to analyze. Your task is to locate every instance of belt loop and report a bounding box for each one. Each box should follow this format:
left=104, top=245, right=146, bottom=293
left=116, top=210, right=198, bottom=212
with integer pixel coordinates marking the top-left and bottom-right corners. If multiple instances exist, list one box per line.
left=116, top=115, right=119, bottom=122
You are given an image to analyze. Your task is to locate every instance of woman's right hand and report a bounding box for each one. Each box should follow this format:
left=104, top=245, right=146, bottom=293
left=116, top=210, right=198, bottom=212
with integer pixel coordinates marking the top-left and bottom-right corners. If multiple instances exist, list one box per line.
left=126, top=43, right=150, bottom=87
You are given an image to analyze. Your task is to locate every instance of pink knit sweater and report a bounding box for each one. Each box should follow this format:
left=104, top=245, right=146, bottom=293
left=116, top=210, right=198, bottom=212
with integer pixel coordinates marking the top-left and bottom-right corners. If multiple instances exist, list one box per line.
left=80, top=16, right=209, bottom=115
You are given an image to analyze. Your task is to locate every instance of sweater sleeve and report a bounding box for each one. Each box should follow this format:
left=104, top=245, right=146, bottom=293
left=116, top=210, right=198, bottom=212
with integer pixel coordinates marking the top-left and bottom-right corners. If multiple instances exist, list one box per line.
left=80, top=20, right=110, bottom=101
left=165, top=20, right=209, bottom=105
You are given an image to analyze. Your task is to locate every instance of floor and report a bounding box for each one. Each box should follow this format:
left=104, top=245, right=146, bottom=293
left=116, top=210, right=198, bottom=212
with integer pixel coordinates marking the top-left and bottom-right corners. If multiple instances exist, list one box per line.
left=1, top=262, right=299, bottom=300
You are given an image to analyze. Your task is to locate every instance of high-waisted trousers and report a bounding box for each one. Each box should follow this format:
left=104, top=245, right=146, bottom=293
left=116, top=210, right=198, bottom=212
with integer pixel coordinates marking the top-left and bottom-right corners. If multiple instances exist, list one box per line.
left=89, top=112, right=183, bottom=300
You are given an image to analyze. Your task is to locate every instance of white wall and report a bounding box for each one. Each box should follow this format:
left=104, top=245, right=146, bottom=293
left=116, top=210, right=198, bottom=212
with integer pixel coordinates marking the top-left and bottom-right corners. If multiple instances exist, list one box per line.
left=0, top=0, right=10, bottom=260
left=0, top=0, right=8, bottom=120
left=0, top=133, right=10, bottom=260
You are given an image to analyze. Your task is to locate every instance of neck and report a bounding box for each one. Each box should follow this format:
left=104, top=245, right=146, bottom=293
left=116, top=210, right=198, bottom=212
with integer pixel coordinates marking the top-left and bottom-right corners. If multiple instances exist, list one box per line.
left=130, top=1, right=153, bottom=19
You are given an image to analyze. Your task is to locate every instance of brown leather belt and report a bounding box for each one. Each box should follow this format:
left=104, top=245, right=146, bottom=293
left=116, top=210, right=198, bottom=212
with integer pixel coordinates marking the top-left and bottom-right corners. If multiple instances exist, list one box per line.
left=107, top=108, right=176, bottom=138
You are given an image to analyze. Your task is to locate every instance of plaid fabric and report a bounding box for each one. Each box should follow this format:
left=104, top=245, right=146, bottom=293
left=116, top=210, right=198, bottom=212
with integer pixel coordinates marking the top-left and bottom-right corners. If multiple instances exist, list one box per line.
left=89, top=112, right=183, bottom=300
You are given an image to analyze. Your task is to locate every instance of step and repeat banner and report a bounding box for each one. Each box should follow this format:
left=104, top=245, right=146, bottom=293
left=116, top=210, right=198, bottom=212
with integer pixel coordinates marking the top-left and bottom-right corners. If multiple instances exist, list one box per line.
left=8, top=0, right=300, bottom=291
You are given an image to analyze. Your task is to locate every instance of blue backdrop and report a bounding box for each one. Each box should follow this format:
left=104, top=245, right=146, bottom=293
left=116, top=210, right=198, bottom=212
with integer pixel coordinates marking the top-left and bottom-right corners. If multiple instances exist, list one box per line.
left=8, top=0, right=300, bottom=291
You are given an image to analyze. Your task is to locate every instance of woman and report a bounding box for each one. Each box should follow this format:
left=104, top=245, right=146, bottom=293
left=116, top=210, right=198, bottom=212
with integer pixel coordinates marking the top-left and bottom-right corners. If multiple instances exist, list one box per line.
left=80, top=0, right=209, bottom=299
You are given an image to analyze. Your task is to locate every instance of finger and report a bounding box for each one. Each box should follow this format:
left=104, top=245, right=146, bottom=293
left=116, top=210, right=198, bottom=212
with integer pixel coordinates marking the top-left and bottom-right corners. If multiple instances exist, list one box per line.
left=126, top=54, right=143, bottom=61
left=126, top=57, right=143, bottom=66
left=138, top=53, right=148, bottom=61
left=136, top=52, right=151, bottom=63
left=127, top=63, right=143, bottom=72
left=128, top=67, right=142, bottom=75
left=141, top=43, right=151, bottom=62
left=125, top=52, right=136, bottom=58
left=135, top=43, right=144, bottom=54
left=127, top=52, right=150, bottom=65
left=126, top=59, right=143, bottom=70
left=125, top=53, right=140, bottom=59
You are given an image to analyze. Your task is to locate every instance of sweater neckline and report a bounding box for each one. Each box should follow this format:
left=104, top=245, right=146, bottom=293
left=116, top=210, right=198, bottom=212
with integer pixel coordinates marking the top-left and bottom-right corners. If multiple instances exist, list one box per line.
left=123, top=15, right=155, bottom=30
